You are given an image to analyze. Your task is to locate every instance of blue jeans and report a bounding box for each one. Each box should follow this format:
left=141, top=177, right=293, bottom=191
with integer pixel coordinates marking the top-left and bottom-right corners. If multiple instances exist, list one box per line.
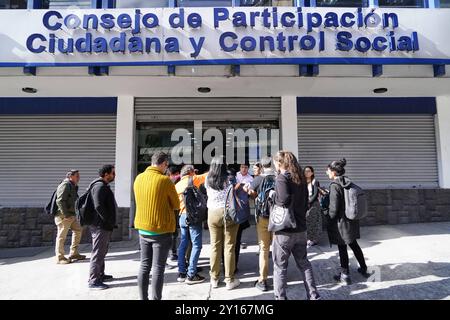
left=178, top=213, right=203, bottom=277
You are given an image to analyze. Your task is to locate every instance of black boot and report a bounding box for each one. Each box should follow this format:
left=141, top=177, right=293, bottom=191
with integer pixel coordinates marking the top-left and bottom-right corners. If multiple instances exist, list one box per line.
left=357, top=267, right=372, bottom=278
left=333, top=268, right=352, bottom=285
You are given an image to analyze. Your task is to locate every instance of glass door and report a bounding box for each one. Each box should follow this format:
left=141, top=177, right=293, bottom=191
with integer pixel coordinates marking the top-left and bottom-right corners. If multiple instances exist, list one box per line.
left=136, top=120, right=279, bottom=174
left=136, top=122, right=194, bottom=174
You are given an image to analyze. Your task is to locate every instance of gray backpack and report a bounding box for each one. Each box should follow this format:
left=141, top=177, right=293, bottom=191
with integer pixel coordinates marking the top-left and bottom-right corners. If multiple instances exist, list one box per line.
left=343, top=182, right=368, bottom=220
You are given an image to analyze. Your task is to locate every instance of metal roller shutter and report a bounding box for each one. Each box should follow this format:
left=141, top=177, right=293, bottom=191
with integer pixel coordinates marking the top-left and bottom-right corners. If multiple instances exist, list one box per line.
left=297, top=114, right=438, bottom=188
left=0, top=115, right=116, bottom=207
left=47, top=0, right=91, bottom=8
left=135, top=97, right=281, bottom=122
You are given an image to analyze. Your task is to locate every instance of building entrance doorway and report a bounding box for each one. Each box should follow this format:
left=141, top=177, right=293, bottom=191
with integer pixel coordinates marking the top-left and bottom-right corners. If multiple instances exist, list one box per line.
left=136, top=120, right=280, bottom=175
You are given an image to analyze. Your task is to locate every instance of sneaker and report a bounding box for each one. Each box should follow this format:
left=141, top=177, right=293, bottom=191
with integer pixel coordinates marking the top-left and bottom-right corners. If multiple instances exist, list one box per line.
left=357, top=267, right=372, bottom=278
left=68, top=254, right=86, bottom=261
left=177, top=273, right=187, bottom=283
left=101, top=274, right=113, bottom=281
left=89, top=282, right=109, bottom=290
left=166, top=263, right=177, bottom=270
left=210, top=278, right=219, bottom=289
left=333, top=273, right=352, bottom=285
left=57, top=257, right=71, bottom=265
left=255, top=280, right=268, bottom=292
left=170, top=254, right=178, bottom=262
left=186, top=274, right=206, bottom=285
left=226, top=278, right=240, bottom=290
left=307, top=240, right=316, bottom=248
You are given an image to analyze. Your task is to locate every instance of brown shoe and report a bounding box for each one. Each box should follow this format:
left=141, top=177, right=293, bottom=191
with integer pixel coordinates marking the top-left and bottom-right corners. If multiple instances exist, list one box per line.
left=57, top=257, right=71, bottom=265
left=69, top=254, right=86, bottom=261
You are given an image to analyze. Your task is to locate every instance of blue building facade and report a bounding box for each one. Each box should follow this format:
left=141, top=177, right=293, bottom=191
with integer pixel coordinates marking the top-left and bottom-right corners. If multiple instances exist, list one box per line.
left=0, top=2, right=450, bottom=247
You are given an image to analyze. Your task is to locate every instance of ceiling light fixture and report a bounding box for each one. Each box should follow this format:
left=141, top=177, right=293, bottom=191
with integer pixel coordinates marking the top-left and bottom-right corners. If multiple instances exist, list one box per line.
left=22, top=87, right=37, bottom=94
left=198, top=87, right=211, bottom=93
left=373, top=88, right=388, bottom=94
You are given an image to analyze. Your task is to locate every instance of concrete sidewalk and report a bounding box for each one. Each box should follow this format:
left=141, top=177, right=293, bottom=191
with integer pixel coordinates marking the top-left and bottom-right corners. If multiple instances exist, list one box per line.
left=0, top=222, right=449, bottom=300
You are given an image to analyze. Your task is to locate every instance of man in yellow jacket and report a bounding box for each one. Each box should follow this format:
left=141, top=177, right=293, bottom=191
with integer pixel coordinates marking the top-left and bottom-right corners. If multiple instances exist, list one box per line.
left=133, top=151, right=180, bottom=300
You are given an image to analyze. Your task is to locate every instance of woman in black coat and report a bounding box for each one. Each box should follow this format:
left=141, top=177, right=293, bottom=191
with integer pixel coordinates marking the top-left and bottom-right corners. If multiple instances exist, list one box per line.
left=325, top=159, right=369, bottom=285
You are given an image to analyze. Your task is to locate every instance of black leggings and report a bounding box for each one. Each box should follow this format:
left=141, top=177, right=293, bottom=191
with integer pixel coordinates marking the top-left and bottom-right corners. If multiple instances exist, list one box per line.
left=171, top=228, right=178, bottom=256
left=235, top=223, right=245, bottom=268
left=338, top=240, right=367, bottom=272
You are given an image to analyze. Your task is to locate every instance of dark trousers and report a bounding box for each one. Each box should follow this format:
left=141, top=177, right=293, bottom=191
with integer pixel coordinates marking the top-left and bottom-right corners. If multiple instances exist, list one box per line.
left=138, top=233, right=172, bottom=300
left=338, top=240, right=367, bottom=273
left=171, top=228, right=178, bottom=256
left=89, top=226, right=112, bottom=285
left=171, top=211, right=179, bottom=256
left=234, top=223, right=245, bottom=269
left=272, top=231, right=320, bottom=300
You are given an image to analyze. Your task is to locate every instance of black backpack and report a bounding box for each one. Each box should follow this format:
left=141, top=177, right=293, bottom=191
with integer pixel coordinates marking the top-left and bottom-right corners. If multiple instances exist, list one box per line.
left=183, top=177, right=207, bottom=226
left=318, top=186, right=330, bottom=212
left=255, top=175, right=276, bottom=218
left=44, top=189, right=59, bottom=216
left=76, top=180, right=101, bottom=226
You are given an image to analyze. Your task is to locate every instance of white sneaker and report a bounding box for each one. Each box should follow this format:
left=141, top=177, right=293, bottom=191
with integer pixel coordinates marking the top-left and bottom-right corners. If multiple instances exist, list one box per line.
left=226, top=278, right=240, bottom=290
left=211, top=278, right=219, bottom=289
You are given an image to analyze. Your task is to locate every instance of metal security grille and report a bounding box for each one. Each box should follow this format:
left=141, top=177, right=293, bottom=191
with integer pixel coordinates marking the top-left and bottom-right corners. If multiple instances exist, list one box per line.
left=47, top=0, right=91, bottom=8
left=297, top=114, right=438, bottom=188
left=0, top=115, right=116, bottom=207
left=134, top=97, right=281, bottom=122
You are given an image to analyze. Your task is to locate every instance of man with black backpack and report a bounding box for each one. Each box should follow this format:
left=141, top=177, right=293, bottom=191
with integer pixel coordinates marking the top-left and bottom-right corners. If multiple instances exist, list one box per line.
left=175, top=165, right=208, bottom=285
left=54, top=169, right=86, bottom=265
left=88, top=165, right=117, bottom=290
left=247, top=156, right=276, bottom=292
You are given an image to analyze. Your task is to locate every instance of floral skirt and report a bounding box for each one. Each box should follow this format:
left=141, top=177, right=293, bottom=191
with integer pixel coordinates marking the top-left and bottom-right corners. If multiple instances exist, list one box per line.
left=306, top=201, right=323, bottom=243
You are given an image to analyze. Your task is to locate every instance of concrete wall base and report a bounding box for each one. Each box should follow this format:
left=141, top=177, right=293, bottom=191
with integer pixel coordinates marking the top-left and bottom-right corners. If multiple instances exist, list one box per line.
left=1, top=188, right=450, bottom=248
left=0, top=207, right=130, bottom=248
left=361, top=189, right=450, bottom=226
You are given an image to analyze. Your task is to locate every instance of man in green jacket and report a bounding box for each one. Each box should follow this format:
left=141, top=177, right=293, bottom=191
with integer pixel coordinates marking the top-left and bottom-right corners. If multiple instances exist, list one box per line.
left=54, top=170, right=86, bottom=264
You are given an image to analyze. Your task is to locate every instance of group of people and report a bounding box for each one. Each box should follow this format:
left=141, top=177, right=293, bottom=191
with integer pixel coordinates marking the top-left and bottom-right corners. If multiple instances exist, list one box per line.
left=52, top=150, right=371, bottom=300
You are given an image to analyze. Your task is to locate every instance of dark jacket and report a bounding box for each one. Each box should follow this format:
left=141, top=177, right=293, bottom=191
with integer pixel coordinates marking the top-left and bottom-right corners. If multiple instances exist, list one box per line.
left=236, top=184, right=251, bottom=229
left=274, top=172, right=307, bottom=233
left=55, top=179, right=78, bottom=217
left=326, top=176, right=360, bottom=246
left=90, top=178, right=117, bottom=231
left=308, top=179, right=320, bottom=208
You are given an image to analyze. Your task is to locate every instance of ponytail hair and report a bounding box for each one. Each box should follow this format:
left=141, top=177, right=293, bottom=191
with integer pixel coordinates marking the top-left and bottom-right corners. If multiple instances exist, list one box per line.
left=327, top=158, right=347, bottom=176
left=274, top=151, right=304, bottom=185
